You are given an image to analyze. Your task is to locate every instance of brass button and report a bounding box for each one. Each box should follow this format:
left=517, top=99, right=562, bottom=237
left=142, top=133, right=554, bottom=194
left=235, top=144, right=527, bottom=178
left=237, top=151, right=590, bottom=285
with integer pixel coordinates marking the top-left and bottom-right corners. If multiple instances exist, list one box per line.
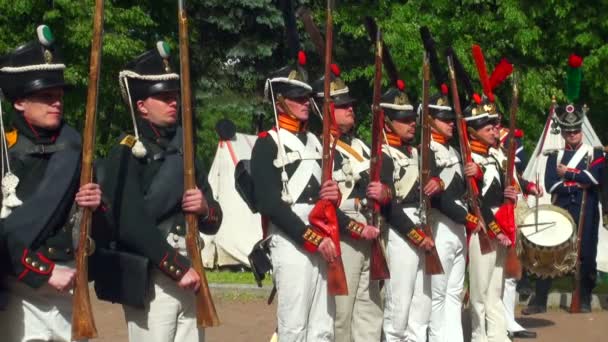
left=32, top=261, right=39, bottom=267
left=169, top=266, right=176, bottom=272
left=25, top=257, right=32, bottom=263
left=163, top=261, right=169, bottom=267
left=176, top=270, right=182, bottom=276
left=65, top=248, right=71, bottom=254
left=176, top=225, right=182, bottom=232
left=48, top=247, right=55, bottom=254
left=39, top=266, right=47, bottom=272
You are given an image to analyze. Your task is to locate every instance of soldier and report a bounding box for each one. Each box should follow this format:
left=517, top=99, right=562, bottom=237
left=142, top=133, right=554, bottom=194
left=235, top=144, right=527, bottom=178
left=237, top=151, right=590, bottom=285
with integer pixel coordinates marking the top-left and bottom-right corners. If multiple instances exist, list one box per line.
left=464, top=96, right=517, bottom=342
left=97, top=42, right=222, bottom=341
left=376, top=82, right=435, bottom=342
left=422, top=89, right=476, bottom=342
left=250, top=50, right=341, bottom=342
left=0, top=25, right=101, bottom=341
left=311, top=64, right=383, bottom=342
left=523, top=103, right=604, bottom=314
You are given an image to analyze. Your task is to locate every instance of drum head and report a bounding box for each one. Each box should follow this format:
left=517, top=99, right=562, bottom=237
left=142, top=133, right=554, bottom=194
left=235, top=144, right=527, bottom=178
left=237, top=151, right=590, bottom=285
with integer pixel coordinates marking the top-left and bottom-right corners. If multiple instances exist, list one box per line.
left=519, top=204, right=575, bottom=247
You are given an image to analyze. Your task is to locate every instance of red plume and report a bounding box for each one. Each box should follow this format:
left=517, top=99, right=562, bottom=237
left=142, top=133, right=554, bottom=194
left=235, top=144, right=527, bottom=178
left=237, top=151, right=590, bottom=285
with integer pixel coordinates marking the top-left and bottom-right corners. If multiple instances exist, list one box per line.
left=298, top=50, right=307, bottom=66
left=330, top=63, right=341, bottom=77
left=440, top=83, right=448, bottom=95
left=473, top=93, right=482, bottom=104
left=472, top=44, right=494, bottom=102
left=489, top=58, right=514, bottom=91
left=396, top=79, right=405, bottom=91
left=568, top=54, right=583, bottom=68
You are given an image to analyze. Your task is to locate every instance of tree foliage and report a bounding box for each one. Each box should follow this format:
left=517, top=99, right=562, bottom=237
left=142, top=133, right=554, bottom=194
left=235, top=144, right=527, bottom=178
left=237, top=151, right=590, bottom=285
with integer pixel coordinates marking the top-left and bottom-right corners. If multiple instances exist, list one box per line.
left=1, top=0, right=607, bottom=165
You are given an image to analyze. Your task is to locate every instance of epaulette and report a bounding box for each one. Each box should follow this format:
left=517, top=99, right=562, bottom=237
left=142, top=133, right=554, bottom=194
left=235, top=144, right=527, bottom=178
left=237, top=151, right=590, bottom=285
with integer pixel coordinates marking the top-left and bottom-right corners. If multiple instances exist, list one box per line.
left=119, top=134, right=137, bottom=148
left=514, top=128, right=523, bottom=138
left=5, top=129, right=18, bottom=148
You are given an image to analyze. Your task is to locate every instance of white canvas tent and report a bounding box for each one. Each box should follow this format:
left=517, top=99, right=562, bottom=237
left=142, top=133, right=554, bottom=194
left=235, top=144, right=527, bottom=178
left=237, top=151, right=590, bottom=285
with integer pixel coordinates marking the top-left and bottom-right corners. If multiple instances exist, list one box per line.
left=522, top=113, right=608, bottom=272
left=202, top=133, right=262, bottom=268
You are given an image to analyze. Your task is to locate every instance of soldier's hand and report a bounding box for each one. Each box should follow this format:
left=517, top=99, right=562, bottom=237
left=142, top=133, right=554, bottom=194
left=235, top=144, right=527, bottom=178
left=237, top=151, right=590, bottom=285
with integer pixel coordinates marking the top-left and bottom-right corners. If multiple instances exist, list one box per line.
left=557, top=164, right=567, bottom=178
left=496, top=233, right=512, bottom=247
left=318, top=237, right=337, bottom=263
left=528, top=183, right=544, bottom=197
left=473, top=221, right=485, bottom=234
left=360, top=225, right=380, bottom=240
left=423, top=178, right=443, bottom=196
left=366, top=181, right=387, bottom=202
left=419, top=236, right=435, bottom=251
left=182, top=188, right=209, bottom=216
left=504, top=186, right=518, bottom=202
left=178, top=268, right=201, bottom=292
left=48, top=267, right=76, bottom=292
left=464, top=162, right=479, bottom=177
left=319, top=180, right=341, bottom=206
left=75, top=183, right=102, bottom=211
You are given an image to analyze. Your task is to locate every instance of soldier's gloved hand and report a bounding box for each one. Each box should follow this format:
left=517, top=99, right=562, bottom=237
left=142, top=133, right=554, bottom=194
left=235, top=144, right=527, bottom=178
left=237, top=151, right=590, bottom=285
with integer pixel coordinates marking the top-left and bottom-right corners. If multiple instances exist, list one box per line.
left=419, top=236, right=435, bottom=252
left=557, top=164, right=567, bottom=178
left=182, top=188, right=209, bottom=217
left=360, top=225, right=380, bottom=240
left=463, top=162, right=479, bottom=177
left=319, top=180, right=341, bottom=206
left=503, top=186, right=518, bottom=202
left=75, top=183, right=102, bottom=211
left=366, top=181, right=388, bottom=203
left=423, top=178, right=443, bottom=196
left=48, top=267, right=76, bottom=292
left=178, top=267, right=201, bottom=292
left=496, top=233, right=512, bottom=247
left=318, top=237, right=337, bottom=263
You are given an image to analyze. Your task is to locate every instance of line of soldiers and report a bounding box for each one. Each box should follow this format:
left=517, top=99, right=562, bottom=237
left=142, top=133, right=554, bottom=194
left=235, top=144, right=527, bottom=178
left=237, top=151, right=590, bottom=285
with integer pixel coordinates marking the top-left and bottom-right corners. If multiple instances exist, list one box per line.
left=0, top=26, right=222, bottom=341
left=247, top=25, right=605, bottom=342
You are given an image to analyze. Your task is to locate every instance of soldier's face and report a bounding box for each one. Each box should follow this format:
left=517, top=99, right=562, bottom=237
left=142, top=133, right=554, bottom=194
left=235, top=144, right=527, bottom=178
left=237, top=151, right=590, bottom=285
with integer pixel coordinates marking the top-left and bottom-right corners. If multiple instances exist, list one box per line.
left=14, top=87, right=64, bottom=130
left=431, top=118, right=454, bottom=139
left=391, top=118, right=416, bottom=142
left=277, top=97, right=310, bottom=121
left=562, top=130, right=582, bottom=146
left=137, top=91, right=179, bottom=127
left=334, top=104, right=355, bottom=132
left=474, top=124, right=496, bottom=146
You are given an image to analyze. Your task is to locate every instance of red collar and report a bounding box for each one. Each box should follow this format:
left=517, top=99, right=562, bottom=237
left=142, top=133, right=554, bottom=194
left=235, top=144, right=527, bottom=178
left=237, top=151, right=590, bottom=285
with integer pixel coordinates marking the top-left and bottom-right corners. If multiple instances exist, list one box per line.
left=431, top=132, right=447, bottom=145
left=565, top=142, right=582, bottom=151
left=386, top=132, right=402, bottom=147
left=277, top=113, right=304, bottom=133
left=471, top=140, right=490, bottom=155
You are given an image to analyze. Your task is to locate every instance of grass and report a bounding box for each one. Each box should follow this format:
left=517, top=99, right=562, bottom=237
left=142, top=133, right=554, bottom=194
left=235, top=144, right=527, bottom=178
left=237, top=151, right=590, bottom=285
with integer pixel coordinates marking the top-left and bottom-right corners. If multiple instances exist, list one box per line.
left=206, top=269, right=272, bottom=287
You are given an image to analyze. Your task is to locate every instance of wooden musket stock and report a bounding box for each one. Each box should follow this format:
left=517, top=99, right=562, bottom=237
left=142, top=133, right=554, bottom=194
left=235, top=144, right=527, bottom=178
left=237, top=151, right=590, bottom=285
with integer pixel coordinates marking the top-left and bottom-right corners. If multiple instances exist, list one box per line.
left=178, top=0, right=220, bottom=327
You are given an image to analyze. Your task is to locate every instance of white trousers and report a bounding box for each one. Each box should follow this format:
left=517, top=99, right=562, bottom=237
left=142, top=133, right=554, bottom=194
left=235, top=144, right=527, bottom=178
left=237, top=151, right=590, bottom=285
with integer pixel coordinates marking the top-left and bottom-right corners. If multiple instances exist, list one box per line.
left=383, top=228, right=431, bottom=342
left=428, top=211, right=466, bottom=342
left=502, top=278, right=524, bottom=333
left=334, top=234, right=383, bottom=342
left=468, top=234, right=508, bottom=342
left=123, top=269, right=204, bottom=342
left=0, top=264, right=82, bottom=342
left=270, top=228, right=334, bottom=342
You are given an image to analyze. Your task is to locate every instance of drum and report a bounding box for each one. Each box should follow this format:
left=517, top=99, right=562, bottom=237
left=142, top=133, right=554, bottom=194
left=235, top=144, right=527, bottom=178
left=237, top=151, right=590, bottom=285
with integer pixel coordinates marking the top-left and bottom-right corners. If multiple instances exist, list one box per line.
left=517, top=204, right=578, bottom=279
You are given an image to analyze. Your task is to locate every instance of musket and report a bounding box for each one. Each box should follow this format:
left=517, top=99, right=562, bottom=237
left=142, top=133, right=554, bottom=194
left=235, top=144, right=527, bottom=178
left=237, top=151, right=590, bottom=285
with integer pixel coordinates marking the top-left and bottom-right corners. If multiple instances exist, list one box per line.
left=368, top=28, right=391, bottom=280
left=178, top=0, right=220, bottom=326
left=307, top=0, right=348, bottom=296
left=420, top=53, right=444, bottom=275
left=503, top=72, right=522, bottom=278
left=570, top=152, right=592, bottom=313
left=447, top=56, right=494, bottom=254
left=536, top=96, right=558, bottom=157
left=71, top=0, right=104, bottom=339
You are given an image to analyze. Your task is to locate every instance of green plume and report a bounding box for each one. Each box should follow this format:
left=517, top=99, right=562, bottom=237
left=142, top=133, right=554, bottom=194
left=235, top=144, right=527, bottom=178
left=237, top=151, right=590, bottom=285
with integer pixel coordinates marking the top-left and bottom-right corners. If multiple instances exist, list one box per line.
left=566, top=66, right=582, bottom=103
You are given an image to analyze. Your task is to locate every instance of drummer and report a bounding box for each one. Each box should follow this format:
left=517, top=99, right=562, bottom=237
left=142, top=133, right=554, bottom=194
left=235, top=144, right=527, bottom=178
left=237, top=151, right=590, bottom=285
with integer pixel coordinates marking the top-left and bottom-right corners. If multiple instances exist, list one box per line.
left=523, top=102, right=604, bottom=314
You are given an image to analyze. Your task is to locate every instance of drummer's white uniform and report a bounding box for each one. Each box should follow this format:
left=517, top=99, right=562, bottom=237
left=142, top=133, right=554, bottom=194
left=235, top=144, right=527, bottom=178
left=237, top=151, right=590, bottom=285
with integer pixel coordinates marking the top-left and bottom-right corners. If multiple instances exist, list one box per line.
left=427, top=140, right=467, bottom=342
left=332, top=138, right=383, bottom=342
left=469, top=148, right=508, bottom=342
left=266, top=129, right=334, bottom=342
left=382, top=145, right=431, bottom=342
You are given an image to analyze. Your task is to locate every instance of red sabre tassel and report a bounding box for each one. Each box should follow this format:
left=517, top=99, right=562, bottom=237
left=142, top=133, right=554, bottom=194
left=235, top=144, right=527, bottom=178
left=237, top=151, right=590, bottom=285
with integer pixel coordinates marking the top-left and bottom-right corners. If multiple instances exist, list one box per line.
left=330, top=63, right=341, bottom=77
left=471, top=44, right=494, bottom=102
left=489, top=58, right=514, bottom=91
left=569, top=54, right=583, bottom=68
left=396, top=79, right=405, bottom=91
left=440, top=83, right=448, bottom=95
left=298, top=50, right=307, bottom=66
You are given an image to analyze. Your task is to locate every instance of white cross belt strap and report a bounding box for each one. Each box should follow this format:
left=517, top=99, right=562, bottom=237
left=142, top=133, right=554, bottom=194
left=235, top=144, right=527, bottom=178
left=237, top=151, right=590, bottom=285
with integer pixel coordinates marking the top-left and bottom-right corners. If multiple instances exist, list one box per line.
left=431, top=141, right=462, bottom=187
left=383, top=145, right=419, bottom=200
left=472, top=152, right=501, bottom=196
left=268, top=129, right=322, bottom=204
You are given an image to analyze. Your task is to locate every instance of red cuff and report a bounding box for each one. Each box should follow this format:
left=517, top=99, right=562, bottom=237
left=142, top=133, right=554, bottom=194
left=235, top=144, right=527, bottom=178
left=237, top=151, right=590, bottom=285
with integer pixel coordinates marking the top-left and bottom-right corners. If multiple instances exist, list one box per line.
left=525, top=182, right=537, bottom=194
left=465, top=213, right=479, bottom=233
left=566, top=168, right=580, bottom=174
left=302, top=226, right=325, bottom=253
left=18, top=250, right=54, bottom=281
left=346, top=220, right=365, bottom=239
left=406, top=228, right=426, bottom=246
